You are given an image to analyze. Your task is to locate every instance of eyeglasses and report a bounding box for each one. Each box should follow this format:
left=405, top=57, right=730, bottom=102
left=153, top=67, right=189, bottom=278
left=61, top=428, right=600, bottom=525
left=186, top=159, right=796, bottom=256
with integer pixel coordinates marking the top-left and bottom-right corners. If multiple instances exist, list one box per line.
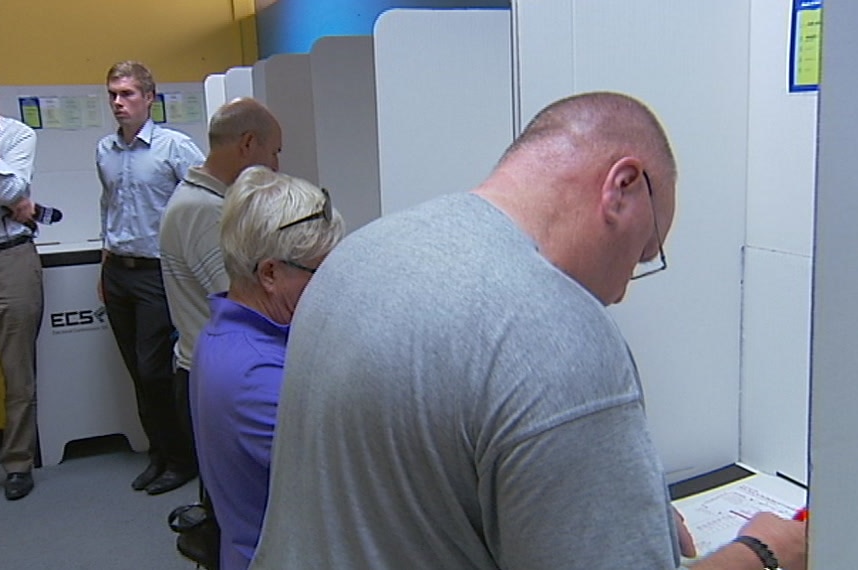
left=278, top=188, right=331, bottom=231
left=630, top=171, right=668, bottom=280
left=252, top=188, right=331, bottom=274
left=253, top=258, right=318, bottom=275
left=281, top=259, right=316, bottom=275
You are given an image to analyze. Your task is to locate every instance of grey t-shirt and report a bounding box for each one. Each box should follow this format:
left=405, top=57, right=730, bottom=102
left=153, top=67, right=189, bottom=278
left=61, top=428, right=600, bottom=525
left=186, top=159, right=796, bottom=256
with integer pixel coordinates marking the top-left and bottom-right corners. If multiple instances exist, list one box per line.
left=251, top=192, right=680, bottom=569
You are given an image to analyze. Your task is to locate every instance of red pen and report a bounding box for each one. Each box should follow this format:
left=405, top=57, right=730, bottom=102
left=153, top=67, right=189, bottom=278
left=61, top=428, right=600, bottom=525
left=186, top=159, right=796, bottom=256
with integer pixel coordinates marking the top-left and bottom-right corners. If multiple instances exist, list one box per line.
left=793, top=507, right=808, bottom=521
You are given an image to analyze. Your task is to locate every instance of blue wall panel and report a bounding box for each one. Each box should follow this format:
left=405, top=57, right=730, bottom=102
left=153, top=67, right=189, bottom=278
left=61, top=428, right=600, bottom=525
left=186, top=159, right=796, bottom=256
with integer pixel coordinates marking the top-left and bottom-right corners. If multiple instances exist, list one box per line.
left=257, top=0, right=510, bottom=56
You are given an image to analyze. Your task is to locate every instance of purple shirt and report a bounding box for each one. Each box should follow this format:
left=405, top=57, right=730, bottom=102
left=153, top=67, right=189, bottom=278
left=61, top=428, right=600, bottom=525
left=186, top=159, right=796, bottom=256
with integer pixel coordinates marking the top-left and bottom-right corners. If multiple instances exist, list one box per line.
left=190, top=292, right=290, bottom=570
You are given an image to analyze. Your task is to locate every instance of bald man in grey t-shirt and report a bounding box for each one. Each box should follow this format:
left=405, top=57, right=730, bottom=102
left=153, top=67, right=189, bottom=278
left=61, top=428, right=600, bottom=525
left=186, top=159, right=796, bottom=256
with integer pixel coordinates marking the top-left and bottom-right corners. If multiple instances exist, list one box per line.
left=253, top=192, right=679, bottom=568
left=251, top=92, right=807, bottom=570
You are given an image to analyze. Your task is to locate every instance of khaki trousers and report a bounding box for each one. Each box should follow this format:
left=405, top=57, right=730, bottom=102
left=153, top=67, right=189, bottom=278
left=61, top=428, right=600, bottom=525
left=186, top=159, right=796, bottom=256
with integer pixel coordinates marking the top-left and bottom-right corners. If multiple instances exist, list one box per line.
left=0, top=240, right=43, bottom=473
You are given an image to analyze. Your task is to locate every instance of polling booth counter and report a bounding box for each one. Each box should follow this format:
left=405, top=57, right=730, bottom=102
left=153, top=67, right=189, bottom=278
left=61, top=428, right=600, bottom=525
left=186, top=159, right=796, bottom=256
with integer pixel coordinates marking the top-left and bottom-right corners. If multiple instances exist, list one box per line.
left=36, top=243, right=147, bottom=466
left=0, top=83, right=208, bottom=466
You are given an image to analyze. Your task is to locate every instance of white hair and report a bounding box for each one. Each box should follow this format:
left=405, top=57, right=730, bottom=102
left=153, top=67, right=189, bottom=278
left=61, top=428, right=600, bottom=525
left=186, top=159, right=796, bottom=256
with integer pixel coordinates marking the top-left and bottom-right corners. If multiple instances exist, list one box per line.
left=221, top=166, right=345, bottom=286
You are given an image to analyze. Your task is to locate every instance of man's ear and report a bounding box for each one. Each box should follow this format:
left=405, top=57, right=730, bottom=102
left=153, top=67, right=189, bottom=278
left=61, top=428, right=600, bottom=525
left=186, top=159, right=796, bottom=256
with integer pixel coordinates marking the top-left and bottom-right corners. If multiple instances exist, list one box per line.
left=238, top=131, right=255, bottom=156
left=599, top=157, right=645, bottom=225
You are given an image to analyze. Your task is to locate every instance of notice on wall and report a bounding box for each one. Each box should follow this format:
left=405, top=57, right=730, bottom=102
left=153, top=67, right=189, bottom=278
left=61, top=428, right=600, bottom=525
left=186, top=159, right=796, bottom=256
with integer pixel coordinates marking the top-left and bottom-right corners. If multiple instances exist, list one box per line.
left=789, top=0, right=822, bottom=92
left=183, top=92, right=204, bottom=124
left=60, top=97, right=83, bottom=129
left=152, top=93, right=167, bottom=124
left=161, top=92, right=205, bottom=124
left=164, top=93, right=187, bottom=123
left=17, top=95, right=104, bottom=130
left=40, top=97, right=63, bottom=129
left=84, top=95, right=103, bottom=128
left=18, top=97, right=43, bottom=129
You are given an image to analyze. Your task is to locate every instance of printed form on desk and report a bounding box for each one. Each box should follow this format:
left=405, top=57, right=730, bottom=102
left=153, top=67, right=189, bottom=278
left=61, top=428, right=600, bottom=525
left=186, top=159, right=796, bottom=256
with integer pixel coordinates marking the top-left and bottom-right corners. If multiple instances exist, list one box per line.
left=672, top=468, right=806, bottom=569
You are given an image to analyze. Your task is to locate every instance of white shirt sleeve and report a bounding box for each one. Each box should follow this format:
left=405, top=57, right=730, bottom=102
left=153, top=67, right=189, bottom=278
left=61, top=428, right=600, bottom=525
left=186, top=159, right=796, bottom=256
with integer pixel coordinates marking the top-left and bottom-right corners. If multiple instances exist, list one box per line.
left=0, top=120, right=37, bottom=207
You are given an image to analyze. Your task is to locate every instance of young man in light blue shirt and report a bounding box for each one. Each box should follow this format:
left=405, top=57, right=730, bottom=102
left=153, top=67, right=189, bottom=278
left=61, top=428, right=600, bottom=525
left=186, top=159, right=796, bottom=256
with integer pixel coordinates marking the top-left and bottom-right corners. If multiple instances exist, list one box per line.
left=96, top=61, right=204, bottom=496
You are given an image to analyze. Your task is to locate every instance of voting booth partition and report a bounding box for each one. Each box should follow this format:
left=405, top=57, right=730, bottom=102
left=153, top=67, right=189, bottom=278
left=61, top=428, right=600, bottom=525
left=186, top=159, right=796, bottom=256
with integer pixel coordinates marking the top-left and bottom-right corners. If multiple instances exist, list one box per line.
left=203, top=74, right=226, bottom=126
left=227, top=10, right=512, bottom=237
left=244, top=35, right=386, bottom=234
left=221, top=2, right=818, bottom=489
left=0, top=83, right=207, bottom=465
left=808, top=0, right=858, bottom=563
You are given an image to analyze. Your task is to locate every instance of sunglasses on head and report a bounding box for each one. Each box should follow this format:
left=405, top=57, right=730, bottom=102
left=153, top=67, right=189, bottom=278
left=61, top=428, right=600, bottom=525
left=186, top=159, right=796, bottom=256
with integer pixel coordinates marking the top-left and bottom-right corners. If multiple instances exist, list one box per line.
left=278, top=188, right=331, bottom=231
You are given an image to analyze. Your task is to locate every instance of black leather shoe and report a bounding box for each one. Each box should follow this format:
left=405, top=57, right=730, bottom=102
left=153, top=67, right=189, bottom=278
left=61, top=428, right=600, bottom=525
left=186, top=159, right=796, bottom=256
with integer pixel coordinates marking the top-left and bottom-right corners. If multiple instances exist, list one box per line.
left=132, top=462, right=166, bottom=491
left=5, top=472, right=34, bottom=501
left=145, top=469, right=197, bottom=495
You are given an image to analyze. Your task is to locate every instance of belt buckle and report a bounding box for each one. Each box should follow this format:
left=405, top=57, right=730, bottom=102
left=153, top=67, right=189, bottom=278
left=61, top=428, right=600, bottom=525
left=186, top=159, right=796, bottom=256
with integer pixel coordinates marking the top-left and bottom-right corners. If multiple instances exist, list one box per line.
left=120, top=256, right=136, bottom=269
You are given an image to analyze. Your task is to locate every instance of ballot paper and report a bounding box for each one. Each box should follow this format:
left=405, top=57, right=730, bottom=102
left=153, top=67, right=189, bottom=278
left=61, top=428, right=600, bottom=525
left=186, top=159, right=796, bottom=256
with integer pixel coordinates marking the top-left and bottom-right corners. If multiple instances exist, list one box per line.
left=672, top=468, right=806, bottom=568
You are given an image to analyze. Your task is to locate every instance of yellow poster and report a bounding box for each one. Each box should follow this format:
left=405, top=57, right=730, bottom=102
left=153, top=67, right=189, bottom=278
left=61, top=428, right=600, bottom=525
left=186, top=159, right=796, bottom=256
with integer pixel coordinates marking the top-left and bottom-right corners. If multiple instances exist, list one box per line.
left=790, top=0, right=822, bottom=92
left=18, top=97, right=42, bottom=129
left=152, top=94, right=167, bottom=124
left=796, top=8, right=821, bottom=87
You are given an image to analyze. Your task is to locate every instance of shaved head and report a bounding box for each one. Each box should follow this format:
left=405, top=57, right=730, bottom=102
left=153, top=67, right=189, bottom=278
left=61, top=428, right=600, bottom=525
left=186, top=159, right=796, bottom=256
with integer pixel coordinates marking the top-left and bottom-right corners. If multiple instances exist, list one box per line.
left=208, top=97, right=277, bottom=148
left=503, top=92, right=676, bottom=182
left=479, top=92, right=677, bottom=305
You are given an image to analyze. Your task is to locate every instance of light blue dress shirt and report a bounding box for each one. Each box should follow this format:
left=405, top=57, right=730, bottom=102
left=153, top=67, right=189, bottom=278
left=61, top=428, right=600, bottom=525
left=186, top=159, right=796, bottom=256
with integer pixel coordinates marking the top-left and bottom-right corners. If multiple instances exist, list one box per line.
left=0, top=116, right=37, bottom=242
left=97, top=119, right=204, bottom=258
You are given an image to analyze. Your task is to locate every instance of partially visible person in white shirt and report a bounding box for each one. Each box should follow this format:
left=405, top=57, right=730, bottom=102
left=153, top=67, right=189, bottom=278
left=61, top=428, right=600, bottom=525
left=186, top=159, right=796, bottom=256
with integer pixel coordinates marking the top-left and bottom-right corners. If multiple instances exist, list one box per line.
left=0, top=115, right=43, bottom=501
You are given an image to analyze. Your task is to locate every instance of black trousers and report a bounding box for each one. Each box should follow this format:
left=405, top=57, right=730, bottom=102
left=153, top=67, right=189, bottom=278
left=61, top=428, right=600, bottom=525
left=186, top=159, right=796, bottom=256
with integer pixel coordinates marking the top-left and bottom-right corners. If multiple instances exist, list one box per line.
left=173, top=367, right=198, bottom=471
left=101, top=259, right=195, bottom=472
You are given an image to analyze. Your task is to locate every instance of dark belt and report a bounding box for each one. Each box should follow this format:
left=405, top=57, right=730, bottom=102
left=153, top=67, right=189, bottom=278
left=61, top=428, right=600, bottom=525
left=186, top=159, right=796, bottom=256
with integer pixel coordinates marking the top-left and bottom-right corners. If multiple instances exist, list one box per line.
left=107, top=253, right=161, bottom=270
left=0, top=234, right=32, bottom=251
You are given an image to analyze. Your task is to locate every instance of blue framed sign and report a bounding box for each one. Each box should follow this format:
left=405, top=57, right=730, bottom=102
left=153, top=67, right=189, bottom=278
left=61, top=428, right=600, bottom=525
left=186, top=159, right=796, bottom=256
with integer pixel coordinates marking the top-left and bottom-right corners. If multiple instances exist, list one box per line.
left=18, top=97, right=43, bottom=129
left=789, top=0, right=822, bottom=93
